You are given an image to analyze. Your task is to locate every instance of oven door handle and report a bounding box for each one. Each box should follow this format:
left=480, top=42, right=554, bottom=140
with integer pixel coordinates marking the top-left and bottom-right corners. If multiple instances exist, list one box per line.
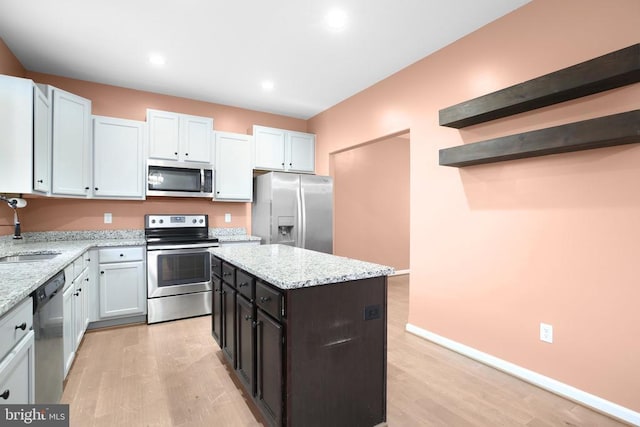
left=147, top=243, right=219, bottom=251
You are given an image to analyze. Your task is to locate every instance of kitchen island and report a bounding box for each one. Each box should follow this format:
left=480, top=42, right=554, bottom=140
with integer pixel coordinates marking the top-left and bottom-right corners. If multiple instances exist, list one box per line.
left=210, top=244, right=394, bottom=427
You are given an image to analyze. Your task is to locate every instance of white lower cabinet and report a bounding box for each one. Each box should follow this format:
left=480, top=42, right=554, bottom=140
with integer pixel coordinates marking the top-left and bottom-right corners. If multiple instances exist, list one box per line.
left=62, top=283, right=75, bottom=377
left=98, top=247, right=146, bottom=319
left=0, top=330, right=35, bottom=404
left=0, top=297, right=35, bottom=404
left=63, top=253, right=92, bottom=378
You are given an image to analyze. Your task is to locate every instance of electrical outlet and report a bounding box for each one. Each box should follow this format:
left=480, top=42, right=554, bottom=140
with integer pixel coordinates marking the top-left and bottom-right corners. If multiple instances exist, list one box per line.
left=540, top=323, right=553, bottom=343
left=224, top=213, right=231, bottom=223
left=104, top=213, right=112, bottom=224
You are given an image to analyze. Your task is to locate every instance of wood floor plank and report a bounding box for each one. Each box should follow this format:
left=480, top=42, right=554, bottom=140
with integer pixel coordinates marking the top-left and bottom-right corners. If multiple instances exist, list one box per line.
left=61, top=275, right=630, bottom=426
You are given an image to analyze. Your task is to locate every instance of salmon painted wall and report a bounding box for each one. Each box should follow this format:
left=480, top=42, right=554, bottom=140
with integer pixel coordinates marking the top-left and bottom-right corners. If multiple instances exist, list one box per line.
left=0, top=38, right=24, bottom=77
left=0, top=47, right=307, bottom=235
left=309, top=0, right=640, bottom=412
left=332, top=135, right=409, bottom=270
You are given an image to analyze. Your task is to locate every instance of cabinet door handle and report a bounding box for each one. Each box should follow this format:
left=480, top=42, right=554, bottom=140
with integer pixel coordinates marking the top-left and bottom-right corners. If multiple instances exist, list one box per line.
left=37, top=179, right=43, bottom=183
left=1, top=389, right=9, bottom=400
left=14, top=322, right=27, bottom=331
left=74, top=292, right=80, bottom=297
left=245, top=315, right=252, bottom=321
left=259, top=296, right=271, bottom=303
left=238, top=282, right=248, bottom=287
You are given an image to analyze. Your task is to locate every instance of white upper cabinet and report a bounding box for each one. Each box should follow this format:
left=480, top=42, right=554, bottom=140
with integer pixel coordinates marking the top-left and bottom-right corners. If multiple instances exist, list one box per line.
left=214, top=131, right=253, bottom=202
left=92, top=116, right=146, bottom=199
left=46, top=86, right=92, bottom=197
left=253, top=126, right=286, bottom=170
left=0, top=75, right=50, bottom=194
left=33, top=86, right=51, bottom=193
left=147, top=109, right=212, bottom=163
left=253, top=125, right=315, bottom=173
left=286, top=131, right=315, bottom=173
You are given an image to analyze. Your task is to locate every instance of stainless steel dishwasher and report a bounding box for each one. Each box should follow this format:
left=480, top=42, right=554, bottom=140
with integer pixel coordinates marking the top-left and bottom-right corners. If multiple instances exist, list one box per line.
left=31, top=270, right=65, bottom=403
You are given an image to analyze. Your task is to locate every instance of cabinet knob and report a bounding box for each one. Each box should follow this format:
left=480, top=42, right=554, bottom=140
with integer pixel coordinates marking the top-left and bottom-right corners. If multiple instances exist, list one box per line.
left=14, top=322, right=27, bottom=331
left=239, top=282, right=248, bottom=287
left=174, top=152, right=178, bottom=155
left=37, top=179, right=43, bottom=183
left=78, top=287, right=82, bottom=292
left=185, top=152, right=189, bottom=156
left=74, top=292, right=80, bottom=296
left=1, top=389, right=9, bottom=400
left=95, top=187, right=99, bottom=191
left=120, top=254, right=124, bottom=257
left=84, top=186, right=90, bottom=190
left=289, top=163, right=292, bottom=166
left=281, top=162, right=285, bottom=166
left=85, top=277, right=89, bottom=282
left=245, top=315, right=252, bottom=321
left=100, top=271, right=104, bottom=274
left=259, top=296, right=271, bottom=303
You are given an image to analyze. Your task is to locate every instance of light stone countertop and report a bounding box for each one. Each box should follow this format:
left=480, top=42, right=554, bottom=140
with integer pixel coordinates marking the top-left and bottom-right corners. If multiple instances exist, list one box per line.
left=0, top=238, right=145, bottom=318
left=211, top=244, right=394, bottom=290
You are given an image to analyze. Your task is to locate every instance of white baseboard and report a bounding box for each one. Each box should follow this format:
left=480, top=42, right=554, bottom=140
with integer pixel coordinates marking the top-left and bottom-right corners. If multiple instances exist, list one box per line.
left=405, top=323, right=640, bottom=426
left=391, top=269, right=410, bottom=276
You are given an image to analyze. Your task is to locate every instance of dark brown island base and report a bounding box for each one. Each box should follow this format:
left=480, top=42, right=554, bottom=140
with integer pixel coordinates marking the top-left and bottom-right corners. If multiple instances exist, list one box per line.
left=210, top=244, right=394, bottom=427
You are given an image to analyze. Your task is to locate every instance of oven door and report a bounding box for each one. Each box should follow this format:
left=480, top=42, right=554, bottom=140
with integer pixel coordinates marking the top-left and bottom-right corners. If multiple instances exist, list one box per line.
left=147, top=247, right=212, bottom=298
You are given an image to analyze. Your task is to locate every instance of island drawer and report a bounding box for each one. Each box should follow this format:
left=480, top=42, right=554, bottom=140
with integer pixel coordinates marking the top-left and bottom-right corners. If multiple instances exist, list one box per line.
left=221, top=262, right=236, bottom=287
left=0, top=297, right=33, bottom=361
left=211, top=256, right=222, bottom=278
left=235, top=270, right=255, bottom=301
left=256, top=280, right=283, bottom=320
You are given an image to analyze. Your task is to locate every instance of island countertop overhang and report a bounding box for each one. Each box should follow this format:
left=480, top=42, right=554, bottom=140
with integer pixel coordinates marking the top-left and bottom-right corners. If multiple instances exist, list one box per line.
left=210, top=244, right=394, bottom=290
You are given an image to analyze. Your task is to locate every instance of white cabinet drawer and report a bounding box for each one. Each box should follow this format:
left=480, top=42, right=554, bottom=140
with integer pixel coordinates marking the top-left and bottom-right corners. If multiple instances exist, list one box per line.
left=99, top=247, right=144, bottom=263
left=0, top=298, right=33, bottom=361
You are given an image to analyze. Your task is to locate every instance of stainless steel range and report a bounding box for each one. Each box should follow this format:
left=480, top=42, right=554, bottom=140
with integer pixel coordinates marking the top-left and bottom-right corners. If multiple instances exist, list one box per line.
left=145, top=214, right=219, bottom=324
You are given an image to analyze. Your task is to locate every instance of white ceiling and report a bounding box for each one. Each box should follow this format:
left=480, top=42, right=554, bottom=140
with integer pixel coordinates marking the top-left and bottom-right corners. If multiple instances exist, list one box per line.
left=0, top=0, right=530, bottom=119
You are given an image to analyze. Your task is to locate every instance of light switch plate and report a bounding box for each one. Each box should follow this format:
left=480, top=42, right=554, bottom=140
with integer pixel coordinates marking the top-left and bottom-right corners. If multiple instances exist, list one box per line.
left=225, top=213, right=231, bottom=223
left=104, top=213, right=112, bottom=224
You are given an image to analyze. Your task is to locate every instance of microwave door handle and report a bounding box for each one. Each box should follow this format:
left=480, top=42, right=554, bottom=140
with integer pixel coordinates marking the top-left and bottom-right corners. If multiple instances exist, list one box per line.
left=200, top=169, right=205, bottom=192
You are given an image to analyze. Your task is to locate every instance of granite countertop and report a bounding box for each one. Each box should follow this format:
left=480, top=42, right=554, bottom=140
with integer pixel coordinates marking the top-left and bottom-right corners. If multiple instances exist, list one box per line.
left=0, top=237, right=145, bottom=318
left=211, top=244, right=394, bottom=290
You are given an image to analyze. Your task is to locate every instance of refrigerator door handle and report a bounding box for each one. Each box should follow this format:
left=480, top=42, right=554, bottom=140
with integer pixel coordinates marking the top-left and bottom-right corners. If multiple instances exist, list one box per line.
left=299, top=186, right=306, bottom=248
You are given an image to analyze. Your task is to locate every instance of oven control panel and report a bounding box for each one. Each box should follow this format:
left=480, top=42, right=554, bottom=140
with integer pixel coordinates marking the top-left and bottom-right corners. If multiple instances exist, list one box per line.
left=145, top=214, right=208, bottom=228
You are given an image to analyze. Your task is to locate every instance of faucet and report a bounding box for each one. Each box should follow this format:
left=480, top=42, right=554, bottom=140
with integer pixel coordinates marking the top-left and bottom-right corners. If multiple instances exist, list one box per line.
left=0, top=195, right=24, bottom=239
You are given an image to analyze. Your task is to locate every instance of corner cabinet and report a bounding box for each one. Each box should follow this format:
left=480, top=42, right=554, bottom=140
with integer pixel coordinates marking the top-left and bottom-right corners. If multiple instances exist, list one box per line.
left=0, top=75, right=50, bottom=194
left=253, top=125, right=315, bottom=173
left=92, top=116, right=146, bottom=199
left=44, top=86, right=93, bottom=197
left=147, top=109, right=212, bottom=163
left=214, top=131, right=253, bottom=201
left=211, top=256, right=387, bottom=427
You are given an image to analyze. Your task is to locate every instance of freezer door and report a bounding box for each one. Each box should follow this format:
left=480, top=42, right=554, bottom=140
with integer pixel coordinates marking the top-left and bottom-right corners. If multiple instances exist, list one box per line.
left=300, top=175, right=333, bottom=254
left=270, top=172, right=300, bottom=247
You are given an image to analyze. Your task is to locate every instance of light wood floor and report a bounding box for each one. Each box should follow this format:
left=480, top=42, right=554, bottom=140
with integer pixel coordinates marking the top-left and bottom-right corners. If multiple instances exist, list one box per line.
left=62, top=275, right=629, bottom=426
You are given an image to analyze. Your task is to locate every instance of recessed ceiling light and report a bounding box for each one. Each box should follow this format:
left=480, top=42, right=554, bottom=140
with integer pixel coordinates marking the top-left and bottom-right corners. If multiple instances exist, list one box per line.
left=261, top=80, right=275, bottom=91
left=148, top=54, right=166, bottom=66
left=325, top=8, right=348, bottom=31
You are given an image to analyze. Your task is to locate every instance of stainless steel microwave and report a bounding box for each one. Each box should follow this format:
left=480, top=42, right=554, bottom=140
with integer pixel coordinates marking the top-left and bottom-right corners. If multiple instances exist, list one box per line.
left=147, top=159, right=214, bottom=198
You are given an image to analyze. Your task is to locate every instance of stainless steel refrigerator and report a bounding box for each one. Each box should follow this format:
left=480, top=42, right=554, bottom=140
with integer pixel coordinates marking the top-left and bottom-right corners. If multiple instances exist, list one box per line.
left=252, top=172, right=333, bottom=254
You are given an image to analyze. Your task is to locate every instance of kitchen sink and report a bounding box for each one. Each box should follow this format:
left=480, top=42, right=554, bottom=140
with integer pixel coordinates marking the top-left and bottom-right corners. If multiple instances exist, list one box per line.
left=0, top=252, right=61, bottom=263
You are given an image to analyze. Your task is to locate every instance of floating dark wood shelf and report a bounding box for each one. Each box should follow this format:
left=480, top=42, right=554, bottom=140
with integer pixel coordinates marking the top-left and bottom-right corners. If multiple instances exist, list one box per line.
left=439, top=43, right=640, bottom=128
left=439, top=110, right=640, bottom=167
